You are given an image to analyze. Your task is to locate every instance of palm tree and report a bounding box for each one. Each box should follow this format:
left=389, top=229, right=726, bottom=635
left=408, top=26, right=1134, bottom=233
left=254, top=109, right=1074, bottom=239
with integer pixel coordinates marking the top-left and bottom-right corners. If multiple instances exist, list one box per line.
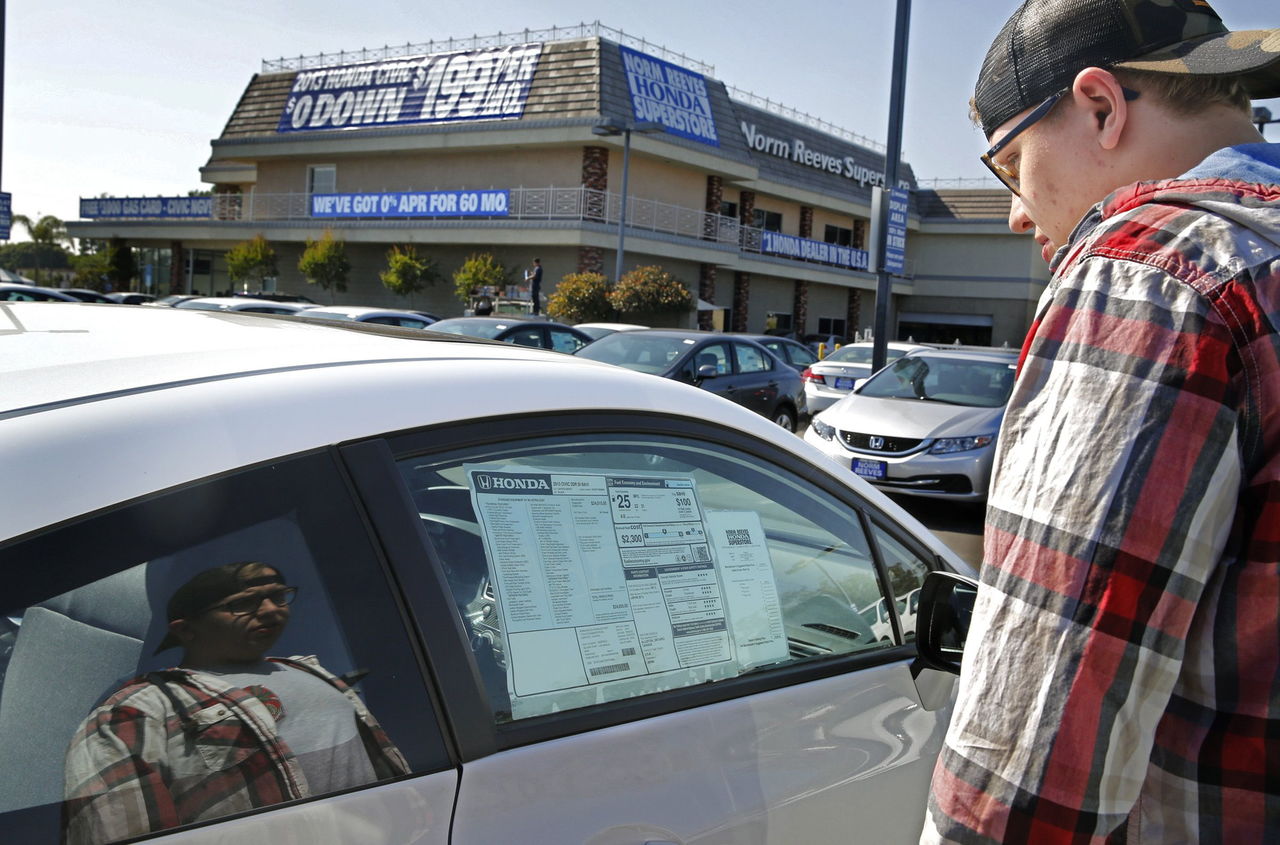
left=9, top=214, right=73, bottom=281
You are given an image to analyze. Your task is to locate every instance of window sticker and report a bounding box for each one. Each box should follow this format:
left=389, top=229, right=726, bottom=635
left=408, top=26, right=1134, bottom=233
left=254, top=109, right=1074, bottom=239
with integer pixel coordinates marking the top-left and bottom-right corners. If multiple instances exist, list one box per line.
left=464, top=466, right=785, bottom=718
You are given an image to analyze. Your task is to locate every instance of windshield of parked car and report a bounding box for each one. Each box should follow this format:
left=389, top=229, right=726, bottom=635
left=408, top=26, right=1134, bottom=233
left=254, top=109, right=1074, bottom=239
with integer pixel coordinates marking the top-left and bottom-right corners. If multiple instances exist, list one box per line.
left=858, top=356, right=1015, bottom=407
left=574, top=333, right=694, bottom=374
left=428, top=319, right=507, bottom=339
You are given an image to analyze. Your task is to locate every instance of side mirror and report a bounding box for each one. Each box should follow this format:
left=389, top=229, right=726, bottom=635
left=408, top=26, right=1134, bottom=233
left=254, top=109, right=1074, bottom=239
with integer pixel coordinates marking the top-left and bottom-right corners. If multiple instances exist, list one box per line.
left=697, top=364, right=719, bottom=379
left=915, top=570, right=979, bottom=675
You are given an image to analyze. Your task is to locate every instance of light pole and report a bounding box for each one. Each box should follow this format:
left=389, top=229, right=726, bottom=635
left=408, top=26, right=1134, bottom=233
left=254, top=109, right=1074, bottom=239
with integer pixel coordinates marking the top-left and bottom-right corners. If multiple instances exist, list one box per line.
left=872, top=0, right=912, bottom=373
left=592, top=119, right=663, bottom=282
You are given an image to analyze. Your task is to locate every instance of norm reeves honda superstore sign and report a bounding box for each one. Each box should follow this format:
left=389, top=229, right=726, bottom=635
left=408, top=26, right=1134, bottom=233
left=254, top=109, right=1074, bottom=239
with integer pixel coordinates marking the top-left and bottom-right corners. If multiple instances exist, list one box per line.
left=619, top=45, right=718, bottom=146
left=278, top=42, right=543, bottom=133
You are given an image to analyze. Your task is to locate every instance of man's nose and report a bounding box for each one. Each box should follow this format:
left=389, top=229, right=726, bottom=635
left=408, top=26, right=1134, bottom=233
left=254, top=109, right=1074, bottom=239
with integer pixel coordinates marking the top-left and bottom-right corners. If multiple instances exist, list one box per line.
left=1008, top=194, right=1034, bottom=234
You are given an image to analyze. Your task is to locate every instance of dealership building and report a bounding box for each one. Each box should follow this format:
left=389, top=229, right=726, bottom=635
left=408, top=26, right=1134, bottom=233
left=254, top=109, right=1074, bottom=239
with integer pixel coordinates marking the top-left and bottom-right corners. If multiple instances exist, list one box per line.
left=67, top=23, right=1047, bottom=346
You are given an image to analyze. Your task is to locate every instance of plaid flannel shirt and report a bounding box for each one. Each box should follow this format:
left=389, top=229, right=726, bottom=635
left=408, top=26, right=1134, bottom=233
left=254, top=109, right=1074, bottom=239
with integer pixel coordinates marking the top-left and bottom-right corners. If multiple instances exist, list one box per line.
left=924, top=146, right=1280, bottom=844
left=63, top=655, right=409, bottom=844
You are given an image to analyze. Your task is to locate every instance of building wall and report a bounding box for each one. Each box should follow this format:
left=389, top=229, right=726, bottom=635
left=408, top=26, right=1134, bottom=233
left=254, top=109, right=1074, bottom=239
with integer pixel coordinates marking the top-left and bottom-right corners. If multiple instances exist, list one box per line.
left=253, top=148, right=586, bottom=195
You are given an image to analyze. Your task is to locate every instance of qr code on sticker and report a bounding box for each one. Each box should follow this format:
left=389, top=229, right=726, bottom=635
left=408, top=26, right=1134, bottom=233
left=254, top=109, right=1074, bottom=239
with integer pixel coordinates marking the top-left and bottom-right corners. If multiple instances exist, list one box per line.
left=726, top=529, right=752, bottom=546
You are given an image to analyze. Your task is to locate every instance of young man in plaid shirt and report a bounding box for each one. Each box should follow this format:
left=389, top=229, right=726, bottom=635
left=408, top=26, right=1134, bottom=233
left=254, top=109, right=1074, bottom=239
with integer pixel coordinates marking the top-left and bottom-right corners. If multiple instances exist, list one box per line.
left=925, top=1, right=1280, bottom=842
left=62, top=562, right=408, bottom=844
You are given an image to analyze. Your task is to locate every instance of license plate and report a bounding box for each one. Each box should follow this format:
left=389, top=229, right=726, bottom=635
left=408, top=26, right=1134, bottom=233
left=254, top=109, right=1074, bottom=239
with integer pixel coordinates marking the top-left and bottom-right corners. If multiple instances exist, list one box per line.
left=852, top=458, right=886, bottom=479
left=834, top=377, right=855, bottom=390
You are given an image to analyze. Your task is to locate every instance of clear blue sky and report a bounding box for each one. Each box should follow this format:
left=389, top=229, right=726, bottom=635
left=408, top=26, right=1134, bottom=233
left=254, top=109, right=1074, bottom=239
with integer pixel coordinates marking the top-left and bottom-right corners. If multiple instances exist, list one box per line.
left=5, top=0, right=1278, bottom=230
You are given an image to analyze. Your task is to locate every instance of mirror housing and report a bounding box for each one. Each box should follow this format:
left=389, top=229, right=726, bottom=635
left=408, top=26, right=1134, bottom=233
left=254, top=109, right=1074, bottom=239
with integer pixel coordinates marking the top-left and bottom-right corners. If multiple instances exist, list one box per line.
left=915, top=570, right=979, bottom=675
left=696, top=364, right=719, bottom=379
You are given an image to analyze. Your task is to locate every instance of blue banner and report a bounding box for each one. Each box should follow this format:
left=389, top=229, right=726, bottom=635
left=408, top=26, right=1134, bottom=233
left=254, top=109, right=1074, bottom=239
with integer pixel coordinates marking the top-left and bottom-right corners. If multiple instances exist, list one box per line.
left=310, top=190, right=510, bottom=218
left=884, top=187, right=909, bottom=275
left=80, top=197, right=213, bottom=219
left=760, top=231, right=869, bottom=272
left=279, top=43, right=542, bottom=133
left=618, top=46, right=718, bottom=146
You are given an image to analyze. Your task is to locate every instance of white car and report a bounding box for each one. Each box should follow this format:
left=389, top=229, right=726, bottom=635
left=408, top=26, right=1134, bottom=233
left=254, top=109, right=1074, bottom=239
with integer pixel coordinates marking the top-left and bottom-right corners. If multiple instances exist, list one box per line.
left=296, top=304, right=437, bottom=328
left=801, top=341, right=934, bottom=413
left=0, top=303, right=974, bottom=844
left=173, top=296, right=317, bottom=315
left=805, top=347, right=1018, bottom=501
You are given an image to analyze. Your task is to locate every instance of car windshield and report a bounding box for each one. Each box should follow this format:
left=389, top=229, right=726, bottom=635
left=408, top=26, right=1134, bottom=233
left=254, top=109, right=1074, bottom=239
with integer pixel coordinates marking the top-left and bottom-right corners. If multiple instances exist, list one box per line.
left=575, top=333, right=693, bottom=374
left=858, top=356, right=1015, bottom=407
left=430, top=319, right=515, bottom=339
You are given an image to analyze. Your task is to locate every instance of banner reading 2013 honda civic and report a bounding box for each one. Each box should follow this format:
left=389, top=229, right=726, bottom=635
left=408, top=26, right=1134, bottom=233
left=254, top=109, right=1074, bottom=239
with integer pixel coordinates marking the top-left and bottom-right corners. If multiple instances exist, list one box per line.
left=278, top=43, right=543, bottom=133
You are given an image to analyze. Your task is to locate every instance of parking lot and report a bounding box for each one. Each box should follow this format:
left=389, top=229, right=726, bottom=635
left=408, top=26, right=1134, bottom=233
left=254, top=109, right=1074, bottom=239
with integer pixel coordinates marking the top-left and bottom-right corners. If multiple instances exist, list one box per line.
left=888, top=494, right=984, bottom=569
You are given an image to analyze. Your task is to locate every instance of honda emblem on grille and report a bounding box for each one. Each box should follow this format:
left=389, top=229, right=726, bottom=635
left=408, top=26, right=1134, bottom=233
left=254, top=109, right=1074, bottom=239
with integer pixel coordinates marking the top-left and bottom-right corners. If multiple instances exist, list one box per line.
left=869, top=436, right=885, bottom=450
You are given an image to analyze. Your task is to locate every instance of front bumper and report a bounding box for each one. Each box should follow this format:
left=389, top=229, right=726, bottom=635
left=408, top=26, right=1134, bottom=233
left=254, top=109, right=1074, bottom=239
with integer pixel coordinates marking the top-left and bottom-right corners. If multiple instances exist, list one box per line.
left=802, top=426, right=995, bottom=500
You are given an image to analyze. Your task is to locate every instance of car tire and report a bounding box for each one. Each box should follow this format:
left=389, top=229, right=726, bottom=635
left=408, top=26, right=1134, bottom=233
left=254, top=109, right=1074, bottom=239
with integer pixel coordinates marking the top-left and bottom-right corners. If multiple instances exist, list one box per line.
left=773, top=406, right=797, bottom=432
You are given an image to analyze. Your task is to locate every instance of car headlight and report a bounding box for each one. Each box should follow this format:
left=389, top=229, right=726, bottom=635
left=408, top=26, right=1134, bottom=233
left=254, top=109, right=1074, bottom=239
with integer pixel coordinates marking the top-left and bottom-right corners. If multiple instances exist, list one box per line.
left=811, top=417, right=836, bottom=441
left=929, top=435, right=994, bottom=454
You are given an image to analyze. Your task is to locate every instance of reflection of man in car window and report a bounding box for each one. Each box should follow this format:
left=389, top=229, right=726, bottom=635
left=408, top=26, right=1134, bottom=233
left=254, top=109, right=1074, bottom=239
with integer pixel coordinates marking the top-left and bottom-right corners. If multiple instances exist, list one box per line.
left=62, top=561, right=408, bottom=844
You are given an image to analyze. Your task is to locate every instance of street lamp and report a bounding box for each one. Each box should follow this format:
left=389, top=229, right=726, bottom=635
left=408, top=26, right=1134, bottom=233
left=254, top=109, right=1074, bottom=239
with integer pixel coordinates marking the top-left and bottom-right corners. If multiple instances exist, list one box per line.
left=592, top=119, right=664, bottom=282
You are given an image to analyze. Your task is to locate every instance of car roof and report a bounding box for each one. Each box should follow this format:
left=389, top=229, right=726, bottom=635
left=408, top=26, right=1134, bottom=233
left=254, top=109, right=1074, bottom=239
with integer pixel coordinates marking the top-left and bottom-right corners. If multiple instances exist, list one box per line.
left=302, top=305, right=424, bottom=319
left=900, top=346, right=1019, bottom=363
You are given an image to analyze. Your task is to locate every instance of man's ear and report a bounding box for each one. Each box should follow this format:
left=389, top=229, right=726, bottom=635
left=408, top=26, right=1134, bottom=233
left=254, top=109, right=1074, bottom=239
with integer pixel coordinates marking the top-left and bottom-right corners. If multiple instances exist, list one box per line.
left=168, top=618, right=196, bottom=646
left=1071, top=67, right=1129, bottom=151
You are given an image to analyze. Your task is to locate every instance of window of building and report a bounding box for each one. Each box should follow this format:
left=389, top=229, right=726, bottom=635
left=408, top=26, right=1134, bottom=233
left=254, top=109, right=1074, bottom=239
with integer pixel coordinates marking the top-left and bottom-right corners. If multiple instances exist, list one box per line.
left=817, top=317, right=848, bottom=340
left=307, top=165, right=337, bottom=195
left=766, top=312, right=793, bottom=333
left=824, top=225, right=853, bottom=247
left=752, top=209, right=783, bottom=232
left=719, top=200, right=738, bottom=219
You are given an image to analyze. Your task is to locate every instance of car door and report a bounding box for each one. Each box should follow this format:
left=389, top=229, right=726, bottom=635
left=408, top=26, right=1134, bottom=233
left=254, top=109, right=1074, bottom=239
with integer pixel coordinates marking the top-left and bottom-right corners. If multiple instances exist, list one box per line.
left=729, top=341, right=782, bottom=417
left=342, top=412, right=959, bottom=844
left=688, top=341, right=737, bottom=403
left=0, top=452, right=456, bottom=845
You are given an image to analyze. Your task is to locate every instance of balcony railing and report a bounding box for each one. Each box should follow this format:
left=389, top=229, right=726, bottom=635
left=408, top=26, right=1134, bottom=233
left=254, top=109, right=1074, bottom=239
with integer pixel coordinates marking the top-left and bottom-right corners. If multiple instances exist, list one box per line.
left=82, top=187, right=896, bottom=276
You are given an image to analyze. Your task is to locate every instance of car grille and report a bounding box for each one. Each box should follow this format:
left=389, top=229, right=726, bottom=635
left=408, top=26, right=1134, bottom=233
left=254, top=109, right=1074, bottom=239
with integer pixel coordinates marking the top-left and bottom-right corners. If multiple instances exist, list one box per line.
left=839, top=431, right=924, bottom=454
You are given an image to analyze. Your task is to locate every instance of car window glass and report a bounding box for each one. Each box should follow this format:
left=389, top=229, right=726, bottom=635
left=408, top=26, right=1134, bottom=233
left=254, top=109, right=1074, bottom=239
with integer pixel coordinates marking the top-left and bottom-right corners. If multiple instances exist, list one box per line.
left=787, top=343, right=818, bottom=367
left=395, top=432, right=895, bottom=725
left=868, top=522, right=933, bottom=642
left=549, top=328, right=587, bottom=354
left=695, top=343, right=730, bottom=376
left=0, top=455, right=446, bottom=843
left=734, top=343, right=770, bottom=374
left=504, top=327, right=544, bottom=348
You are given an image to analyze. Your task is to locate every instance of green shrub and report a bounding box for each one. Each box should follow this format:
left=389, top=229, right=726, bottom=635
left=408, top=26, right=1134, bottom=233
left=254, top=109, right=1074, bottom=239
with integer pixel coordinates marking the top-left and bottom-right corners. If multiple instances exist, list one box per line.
left=452, top=253, right=508, bottom=304
left=546, top=272, right=612, bottom=323
left=608, top=265, right=693, bottom=315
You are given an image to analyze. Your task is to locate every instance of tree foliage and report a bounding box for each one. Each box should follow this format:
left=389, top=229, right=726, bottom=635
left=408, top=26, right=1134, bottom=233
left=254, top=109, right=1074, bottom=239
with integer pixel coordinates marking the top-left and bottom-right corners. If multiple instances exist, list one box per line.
left=298, top=230, right=350, bottom=303
left=226, top=234, right=279, bottom=288
left=11, top=213, right=71, bottom=247
left=105, top=238, right=137, bottom=290
left=0, top=242, right=72, bottom=273
left=380, top=245, right=441, bottom=300
left=452, top=252, right=508, bottom=304
left=608, top=265, right=693, bottom=316
left=71, top=251, right=112, bottom=290
left=547, top=272, right=613, bottom=323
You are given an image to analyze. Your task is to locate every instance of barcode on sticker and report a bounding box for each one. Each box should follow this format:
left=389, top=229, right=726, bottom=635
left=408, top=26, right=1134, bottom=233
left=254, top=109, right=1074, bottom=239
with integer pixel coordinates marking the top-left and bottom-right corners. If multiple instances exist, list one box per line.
left=694, top=545, right=710, bottom=560
left=621, top=647, right=637, bottom=656
left=589, top=662, right=631, bottom=677
left=726, top=529, right=752, bottom=546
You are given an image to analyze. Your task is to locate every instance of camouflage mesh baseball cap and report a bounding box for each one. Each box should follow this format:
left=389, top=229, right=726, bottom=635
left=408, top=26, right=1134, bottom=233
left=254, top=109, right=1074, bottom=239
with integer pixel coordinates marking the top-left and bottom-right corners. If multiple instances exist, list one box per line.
left=975, top=0, right=1280, bottom=135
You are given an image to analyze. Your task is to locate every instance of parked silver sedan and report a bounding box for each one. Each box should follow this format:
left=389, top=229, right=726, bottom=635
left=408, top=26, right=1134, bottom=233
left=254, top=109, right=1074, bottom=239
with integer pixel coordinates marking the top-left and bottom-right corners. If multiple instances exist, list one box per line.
left=802, top=341, right=934, bottom=413
left=805, top=347, right=1018, bottom=501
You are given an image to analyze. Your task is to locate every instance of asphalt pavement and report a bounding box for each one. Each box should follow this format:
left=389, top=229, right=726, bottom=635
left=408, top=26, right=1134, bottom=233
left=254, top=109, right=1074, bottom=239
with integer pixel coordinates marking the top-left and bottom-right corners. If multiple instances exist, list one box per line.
left=887, top=494, right=985, bottom=570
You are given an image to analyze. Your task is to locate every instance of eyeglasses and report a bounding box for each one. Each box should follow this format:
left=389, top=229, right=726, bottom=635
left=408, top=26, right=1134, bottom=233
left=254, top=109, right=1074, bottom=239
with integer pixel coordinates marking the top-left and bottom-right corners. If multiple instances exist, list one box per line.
left=204, top=586, right=298, bottom=616
left=981, top=86, right=1140, bottom=196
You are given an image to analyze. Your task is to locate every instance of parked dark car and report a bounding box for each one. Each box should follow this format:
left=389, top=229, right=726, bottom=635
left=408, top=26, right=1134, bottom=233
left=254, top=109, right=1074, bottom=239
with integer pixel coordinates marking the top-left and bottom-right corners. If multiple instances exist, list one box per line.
left=428, top=316, right=593, bottom=353
left=576, top=329, right=807, bottom=431
left=0, top=283, right=79, bottom=302
left=106, top=292, right=156, bottom=305
left=741, top=334, right=820, bottom=372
